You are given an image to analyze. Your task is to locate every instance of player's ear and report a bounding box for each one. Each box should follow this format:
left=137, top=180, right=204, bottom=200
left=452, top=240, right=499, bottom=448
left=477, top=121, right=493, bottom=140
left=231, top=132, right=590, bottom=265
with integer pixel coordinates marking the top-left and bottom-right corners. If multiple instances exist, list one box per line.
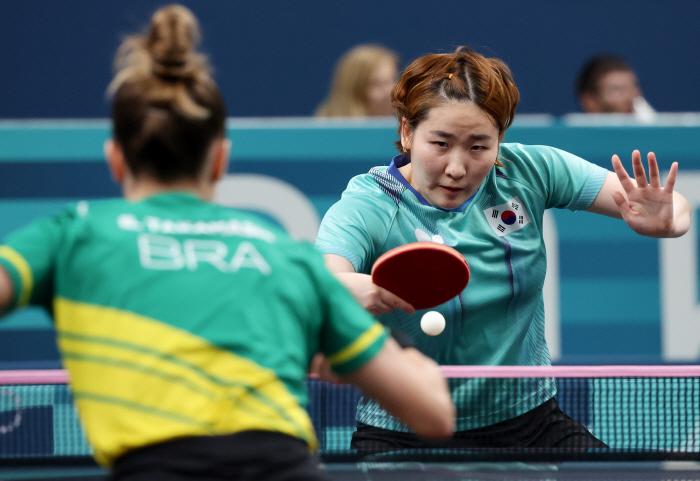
left=400, top=117, right=413, bottom=151
left=210, top=138, right=230, bottom=182
left=105, top=140, right=126, bottom=184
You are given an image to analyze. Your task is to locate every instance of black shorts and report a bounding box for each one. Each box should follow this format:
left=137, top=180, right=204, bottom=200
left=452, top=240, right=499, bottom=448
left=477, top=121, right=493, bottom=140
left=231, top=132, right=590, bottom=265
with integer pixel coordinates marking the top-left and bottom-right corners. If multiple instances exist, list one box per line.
left=351, top=398, right=607, bottom=453
left=111, top=431, right=329, bottom=481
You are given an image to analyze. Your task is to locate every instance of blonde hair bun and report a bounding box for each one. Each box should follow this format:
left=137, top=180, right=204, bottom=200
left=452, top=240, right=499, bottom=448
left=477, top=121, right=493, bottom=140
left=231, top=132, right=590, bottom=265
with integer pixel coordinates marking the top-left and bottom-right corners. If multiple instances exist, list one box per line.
left=148, top=5, right=202, bottom=79
left=108, top=4, right=213, bottom=119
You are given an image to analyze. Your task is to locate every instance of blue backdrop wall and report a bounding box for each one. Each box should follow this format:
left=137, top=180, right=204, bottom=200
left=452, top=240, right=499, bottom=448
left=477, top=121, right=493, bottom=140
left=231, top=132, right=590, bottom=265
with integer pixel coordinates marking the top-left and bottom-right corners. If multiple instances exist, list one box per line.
left=1, top=0, right=699, bottom=118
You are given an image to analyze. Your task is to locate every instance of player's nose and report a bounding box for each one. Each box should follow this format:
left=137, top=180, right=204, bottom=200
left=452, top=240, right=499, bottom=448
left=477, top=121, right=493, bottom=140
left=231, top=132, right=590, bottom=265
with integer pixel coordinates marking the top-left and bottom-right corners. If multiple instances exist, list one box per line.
left=444, top=154, right=466, bottom=179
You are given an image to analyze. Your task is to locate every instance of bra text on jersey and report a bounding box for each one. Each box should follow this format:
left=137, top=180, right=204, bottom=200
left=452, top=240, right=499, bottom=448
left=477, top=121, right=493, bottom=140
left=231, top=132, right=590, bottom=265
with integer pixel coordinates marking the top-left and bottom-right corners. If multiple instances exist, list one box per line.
left=137, top=234, right=272, bottom=275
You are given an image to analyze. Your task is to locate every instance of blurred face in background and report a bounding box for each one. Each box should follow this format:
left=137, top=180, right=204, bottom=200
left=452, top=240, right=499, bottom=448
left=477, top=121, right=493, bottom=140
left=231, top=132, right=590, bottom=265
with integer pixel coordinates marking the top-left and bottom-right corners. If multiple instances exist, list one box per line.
left=584, top=70, right=641, bottom=114
left=364, top=58, right=398, bottom=116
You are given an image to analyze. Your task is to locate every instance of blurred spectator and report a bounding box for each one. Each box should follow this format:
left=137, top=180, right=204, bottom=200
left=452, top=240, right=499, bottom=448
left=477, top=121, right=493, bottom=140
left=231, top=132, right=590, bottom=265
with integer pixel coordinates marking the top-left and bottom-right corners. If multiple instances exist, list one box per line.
left=576, top=55, right=656, bottom=120
left=316, top=45, right=399, bottom=117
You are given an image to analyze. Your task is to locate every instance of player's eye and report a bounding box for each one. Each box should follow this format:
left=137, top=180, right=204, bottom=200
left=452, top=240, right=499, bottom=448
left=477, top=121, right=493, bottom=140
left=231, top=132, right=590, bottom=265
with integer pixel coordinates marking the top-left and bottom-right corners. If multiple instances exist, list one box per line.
left=471, top=145, right=485, bottom=151
left=433, top=141, right=448, bottom=148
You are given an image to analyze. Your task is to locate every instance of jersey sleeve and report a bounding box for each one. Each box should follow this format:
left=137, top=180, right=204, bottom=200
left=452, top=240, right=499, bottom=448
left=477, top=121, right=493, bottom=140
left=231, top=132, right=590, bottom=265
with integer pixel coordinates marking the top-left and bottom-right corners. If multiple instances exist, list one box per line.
left=0, top=208, right=72, bottom=312
left=315, top=174, right=393, bottom=274
left=502, top=144, right=608, bottom=211
left=298, top=242, right=388, bottom=375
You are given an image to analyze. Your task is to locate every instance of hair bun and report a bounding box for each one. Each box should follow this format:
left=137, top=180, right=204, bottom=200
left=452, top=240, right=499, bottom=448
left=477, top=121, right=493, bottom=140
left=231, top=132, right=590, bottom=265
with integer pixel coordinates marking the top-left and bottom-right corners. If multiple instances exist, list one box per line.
left=147, top=5, right=201, bottom=79
left=108, top=4, right=216, bottom=120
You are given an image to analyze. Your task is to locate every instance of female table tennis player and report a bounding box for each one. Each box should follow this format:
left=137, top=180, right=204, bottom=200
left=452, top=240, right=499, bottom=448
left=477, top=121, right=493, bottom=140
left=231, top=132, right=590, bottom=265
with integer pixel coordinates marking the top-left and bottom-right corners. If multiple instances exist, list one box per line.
left=0, top=6, right=455, bottom=480
left=315, top=46, right=691, bottom=452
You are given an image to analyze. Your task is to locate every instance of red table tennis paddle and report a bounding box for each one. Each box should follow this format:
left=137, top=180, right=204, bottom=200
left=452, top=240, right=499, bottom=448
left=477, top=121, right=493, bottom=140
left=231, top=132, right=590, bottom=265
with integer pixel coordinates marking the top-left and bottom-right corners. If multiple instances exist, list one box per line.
left=371, top=242, right=470, bottom=310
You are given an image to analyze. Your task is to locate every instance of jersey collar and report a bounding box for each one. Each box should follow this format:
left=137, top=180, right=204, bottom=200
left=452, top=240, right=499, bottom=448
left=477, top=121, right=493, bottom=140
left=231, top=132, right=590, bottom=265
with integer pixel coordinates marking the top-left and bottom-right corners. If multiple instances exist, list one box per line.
left=387, top=155, right=477, bottom=213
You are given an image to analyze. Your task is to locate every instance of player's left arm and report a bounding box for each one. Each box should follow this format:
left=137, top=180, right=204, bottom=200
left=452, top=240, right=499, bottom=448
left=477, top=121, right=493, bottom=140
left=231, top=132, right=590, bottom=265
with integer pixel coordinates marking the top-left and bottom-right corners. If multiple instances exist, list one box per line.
left=0, top=265, right=14, bottom=316
left=586, top=150, right=691, bottom=238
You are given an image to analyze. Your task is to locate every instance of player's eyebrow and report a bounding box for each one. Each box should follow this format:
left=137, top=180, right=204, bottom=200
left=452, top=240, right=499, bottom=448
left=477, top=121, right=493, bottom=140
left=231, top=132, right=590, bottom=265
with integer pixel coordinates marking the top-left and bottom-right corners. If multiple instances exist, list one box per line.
left=429, top=130, right=493, bottom=141
left=429, top=130, right=455, bottom=139
left=469, top=134, right=493, bottom=141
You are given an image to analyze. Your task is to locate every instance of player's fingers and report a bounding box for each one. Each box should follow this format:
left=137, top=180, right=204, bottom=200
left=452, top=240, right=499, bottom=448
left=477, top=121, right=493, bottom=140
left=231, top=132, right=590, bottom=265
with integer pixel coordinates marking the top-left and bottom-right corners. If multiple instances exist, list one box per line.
left=380, top=289, right=415, bottom=315
left=664, top=162, right=679, bottom=194
left=647, top=152, right=661, bottom=189
left=365, top=301, right=394, bottom=316
left=631, top=150, right=648, bottom=188
left=612, top=155, right=635, bottom=192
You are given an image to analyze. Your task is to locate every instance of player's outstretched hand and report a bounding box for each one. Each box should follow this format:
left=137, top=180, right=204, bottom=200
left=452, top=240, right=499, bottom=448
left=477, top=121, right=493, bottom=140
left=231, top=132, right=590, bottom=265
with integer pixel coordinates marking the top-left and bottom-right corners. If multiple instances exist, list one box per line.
left=611, top=150, right=689, bottom=238
left=336, top=273, right=415, bottom=316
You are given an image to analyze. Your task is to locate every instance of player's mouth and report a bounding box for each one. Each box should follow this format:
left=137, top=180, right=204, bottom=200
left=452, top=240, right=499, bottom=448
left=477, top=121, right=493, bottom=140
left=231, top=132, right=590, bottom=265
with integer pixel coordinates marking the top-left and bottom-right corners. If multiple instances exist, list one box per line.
left=439, top=185, right=463, bottom=195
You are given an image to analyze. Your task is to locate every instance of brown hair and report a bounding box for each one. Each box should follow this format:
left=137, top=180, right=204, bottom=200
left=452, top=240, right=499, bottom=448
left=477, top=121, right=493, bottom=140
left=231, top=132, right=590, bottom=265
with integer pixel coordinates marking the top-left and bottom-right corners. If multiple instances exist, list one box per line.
left=576, top=55, right=634, bottom=96
left=392, top=46, right=519, bottom=161
left=315, top=45, right=400, bottom=117
left=108, top=5, right=226, bottom=182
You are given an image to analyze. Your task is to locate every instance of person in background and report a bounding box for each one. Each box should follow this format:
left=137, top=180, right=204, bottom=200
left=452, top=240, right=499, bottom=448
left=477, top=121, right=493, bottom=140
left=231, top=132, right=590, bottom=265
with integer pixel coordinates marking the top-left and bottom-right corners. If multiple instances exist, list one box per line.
left=576, top=55, right=656, bottom=119
left=315, top=44, right=400, bottom=117
left=0, top=6, right=454, bottom=480
left=316, top=46, right=690, bottom=453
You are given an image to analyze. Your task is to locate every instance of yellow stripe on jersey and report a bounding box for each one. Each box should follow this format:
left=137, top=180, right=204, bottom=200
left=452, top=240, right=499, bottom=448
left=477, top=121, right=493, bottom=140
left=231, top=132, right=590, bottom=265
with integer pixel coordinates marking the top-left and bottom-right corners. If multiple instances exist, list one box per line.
left=0, top=246, right=33, bottom=307
left=53, top=297, right=317, bottom=467
left=327, top=322, right=386, bottom=367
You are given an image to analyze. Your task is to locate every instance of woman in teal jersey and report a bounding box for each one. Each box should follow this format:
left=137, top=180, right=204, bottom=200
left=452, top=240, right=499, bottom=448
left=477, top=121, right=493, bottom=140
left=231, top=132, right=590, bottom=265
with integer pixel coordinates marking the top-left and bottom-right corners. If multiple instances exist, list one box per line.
left=0, top=5, right=455, bottom=480
left=316, top=46, right=691, bottom=452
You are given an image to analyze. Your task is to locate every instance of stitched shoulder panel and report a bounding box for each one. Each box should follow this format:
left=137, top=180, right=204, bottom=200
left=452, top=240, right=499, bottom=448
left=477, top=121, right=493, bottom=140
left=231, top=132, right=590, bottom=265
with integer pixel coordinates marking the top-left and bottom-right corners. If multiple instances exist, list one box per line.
left=369, top=167, right=405, bottom=206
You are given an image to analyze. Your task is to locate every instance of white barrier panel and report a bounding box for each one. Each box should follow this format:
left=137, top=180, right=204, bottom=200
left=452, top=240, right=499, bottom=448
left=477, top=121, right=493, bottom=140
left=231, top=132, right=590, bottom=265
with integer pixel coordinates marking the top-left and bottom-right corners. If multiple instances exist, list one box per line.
left=543, top=210, right=561, bottom=362
left=215, top=174, right=321, bottom=243
left=661, top=173, right=700, bottom=361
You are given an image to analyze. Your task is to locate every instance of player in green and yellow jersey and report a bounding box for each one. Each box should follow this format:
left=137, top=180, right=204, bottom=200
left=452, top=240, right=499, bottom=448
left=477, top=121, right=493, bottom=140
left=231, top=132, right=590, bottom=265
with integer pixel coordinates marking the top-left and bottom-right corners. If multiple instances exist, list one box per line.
left=0, top=6, right=454, bottom=480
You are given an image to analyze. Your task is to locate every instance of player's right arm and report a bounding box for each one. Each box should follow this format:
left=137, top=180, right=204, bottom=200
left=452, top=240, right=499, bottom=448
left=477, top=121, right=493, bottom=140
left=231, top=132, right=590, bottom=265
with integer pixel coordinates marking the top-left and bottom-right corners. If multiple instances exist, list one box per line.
left=0, top=265, right=13, bottom=316
left=324, top=254, right=414, bottom=315
left=308, top=244, right=453, bottom=440
left=340, top=337, right=455, bottom=440
left=317, top=177, right=414, bottom=315
left=0, top=210, right=71, bottom=318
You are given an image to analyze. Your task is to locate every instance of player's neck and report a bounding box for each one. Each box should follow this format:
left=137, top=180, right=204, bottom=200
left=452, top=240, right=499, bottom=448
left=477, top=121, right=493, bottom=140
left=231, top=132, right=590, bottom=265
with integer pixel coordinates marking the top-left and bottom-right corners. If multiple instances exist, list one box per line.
left=122, top=176, right=215, bottom=202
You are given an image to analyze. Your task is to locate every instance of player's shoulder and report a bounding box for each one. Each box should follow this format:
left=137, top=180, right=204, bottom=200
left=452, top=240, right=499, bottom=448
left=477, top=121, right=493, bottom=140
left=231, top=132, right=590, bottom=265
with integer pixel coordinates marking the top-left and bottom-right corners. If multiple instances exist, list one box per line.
left=47, top=198, right=123, bottom=226
left=501, top=142, right=589, bottom=166
left=498, top=143, right=584, bottom=180
left=341, top=166, right=405, bottom=207
left=325, top=169, right=399, bottom=231
left=60, top=197, right=141, bottom=217
left=344, top=169, right=385, bottom=195
left=499, top=143, right=565, bottom=167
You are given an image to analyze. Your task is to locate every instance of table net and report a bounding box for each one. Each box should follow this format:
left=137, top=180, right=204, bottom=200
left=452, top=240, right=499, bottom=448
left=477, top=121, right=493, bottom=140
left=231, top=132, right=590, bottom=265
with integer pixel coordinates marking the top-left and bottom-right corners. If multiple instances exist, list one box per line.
left=1, top=366, right=699, bottom=464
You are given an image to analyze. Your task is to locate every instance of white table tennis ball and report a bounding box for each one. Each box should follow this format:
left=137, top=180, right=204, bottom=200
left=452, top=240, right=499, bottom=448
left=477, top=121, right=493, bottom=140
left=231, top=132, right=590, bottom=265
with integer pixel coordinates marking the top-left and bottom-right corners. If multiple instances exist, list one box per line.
left=421, top=311, right=445, bottom=336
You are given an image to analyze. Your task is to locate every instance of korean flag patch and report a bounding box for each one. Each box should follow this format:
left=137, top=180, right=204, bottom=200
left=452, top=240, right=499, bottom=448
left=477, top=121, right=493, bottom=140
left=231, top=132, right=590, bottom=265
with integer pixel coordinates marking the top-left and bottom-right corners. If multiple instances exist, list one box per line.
left=483, top=196, right=531, bottom=237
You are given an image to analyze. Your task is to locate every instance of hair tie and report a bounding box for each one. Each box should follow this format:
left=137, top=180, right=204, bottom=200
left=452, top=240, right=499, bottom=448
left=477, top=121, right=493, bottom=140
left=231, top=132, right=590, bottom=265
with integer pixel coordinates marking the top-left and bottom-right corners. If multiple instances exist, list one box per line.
left=448, top=73, right=453, bottom=80
left=154, top=58, right=187, bottom=67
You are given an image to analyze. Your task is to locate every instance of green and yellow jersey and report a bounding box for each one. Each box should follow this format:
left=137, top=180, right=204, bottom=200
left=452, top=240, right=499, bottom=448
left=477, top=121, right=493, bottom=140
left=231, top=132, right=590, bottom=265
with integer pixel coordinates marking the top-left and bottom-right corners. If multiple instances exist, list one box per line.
left=0, top=192, right=387, bottom=466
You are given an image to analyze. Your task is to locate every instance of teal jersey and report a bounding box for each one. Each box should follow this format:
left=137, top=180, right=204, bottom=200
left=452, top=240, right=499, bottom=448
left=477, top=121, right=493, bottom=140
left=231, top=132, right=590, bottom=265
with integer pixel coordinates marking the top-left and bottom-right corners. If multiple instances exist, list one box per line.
left=316, top=143, right=608, bottom=431
left=0, top=192, right=387, bottom=466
